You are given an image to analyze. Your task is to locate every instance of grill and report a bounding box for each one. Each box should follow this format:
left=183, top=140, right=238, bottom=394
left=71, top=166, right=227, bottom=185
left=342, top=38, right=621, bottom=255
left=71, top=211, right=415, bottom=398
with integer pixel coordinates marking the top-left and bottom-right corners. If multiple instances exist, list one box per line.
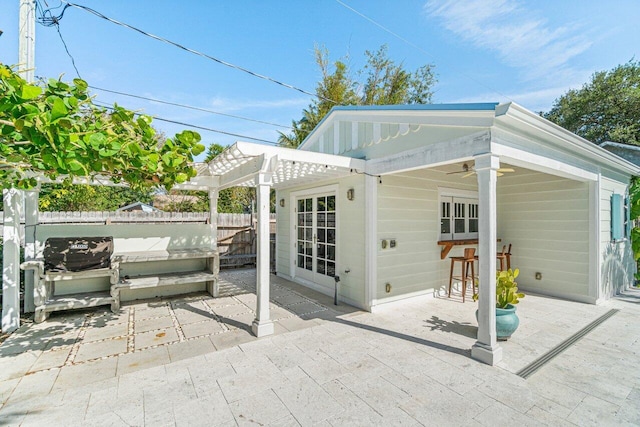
left=43, top=237, right=114, bottom=272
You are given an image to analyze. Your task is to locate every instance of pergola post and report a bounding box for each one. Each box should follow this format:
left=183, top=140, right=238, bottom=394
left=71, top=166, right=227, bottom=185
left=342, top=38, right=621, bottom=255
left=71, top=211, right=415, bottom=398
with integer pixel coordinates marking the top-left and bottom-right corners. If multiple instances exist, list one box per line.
left=23, top=189, right=39, bottom=313
left=2, top=188, right=22, bottom=333
left=471, top=154, right=502, bottom=365
left=252, top=173, right=274, bottom=337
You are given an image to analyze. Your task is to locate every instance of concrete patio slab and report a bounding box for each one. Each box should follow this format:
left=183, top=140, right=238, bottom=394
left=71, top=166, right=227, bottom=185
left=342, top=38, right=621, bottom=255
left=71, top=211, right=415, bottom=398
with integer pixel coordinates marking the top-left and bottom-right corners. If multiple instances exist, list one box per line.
left=1, top=269, right=639, bottom=426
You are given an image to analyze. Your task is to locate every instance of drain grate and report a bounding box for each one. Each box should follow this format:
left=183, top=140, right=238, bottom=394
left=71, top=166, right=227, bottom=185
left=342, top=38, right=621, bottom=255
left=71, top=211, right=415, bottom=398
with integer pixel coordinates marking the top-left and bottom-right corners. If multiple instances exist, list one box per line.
left=516, top=308, right=619, bottom=379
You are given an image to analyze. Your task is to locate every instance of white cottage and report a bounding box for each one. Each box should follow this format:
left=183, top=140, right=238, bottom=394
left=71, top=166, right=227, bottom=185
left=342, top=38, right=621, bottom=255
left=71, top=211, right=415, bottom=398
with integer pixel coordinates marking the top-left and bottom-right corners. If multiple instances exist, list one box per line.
left=202, top=102, right=639, bottom=364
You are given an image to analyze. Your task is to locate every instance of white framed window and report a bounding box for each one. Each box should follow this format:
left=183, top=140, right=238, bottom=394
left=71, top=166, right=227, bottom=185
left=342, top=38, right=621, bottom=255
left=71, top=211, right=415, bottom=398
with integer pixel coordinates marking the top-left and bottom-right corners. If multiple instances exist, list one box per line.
left=439, top=188, right=479, bottom=241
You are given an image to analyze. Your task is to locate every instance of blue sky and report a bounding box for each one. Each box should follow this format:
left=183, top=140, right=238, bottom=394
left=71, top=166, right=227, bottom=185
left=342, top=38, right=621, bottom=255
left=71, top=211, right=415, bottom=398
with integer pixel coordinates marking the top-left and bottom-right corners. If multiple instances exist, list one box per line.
left=1, top=0, right=638, bottom=158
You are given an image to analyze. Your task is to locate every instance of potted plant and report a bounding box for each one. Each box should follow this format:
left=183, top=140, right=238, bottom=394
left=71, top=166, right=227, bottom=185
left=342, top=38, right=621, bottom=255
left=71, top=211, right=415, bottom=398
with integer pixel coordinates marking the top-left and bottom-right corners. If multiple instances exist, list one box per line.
left=473, top=268, right=524, bottom=340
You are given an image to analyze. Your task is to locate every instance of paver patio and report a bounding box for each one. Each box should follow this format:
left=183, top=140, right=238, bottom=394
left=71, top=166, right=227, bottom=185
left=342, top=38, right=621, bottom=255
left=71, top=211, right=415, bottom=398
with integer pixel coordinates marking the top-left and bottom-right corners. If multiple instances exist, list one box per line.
left=0, top=269, right=639, bottom=426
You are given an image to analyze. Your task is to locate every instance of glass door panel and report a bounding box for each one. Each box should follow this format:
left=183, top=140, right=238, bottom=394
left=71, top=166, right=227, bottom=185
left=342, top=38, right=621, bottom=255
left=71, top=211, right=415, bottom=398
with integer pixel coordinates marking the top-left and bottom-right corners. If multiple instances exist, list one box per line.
left=295, top=193, right=337, bottom=288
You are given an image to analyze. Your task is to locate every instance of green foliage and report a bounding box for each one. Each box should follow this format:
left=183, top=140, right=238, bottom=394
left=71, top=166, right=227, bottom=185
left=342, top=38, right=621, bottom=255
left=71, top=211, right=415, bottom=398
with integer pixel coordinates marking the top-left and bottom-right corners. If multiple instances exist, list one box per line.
left=473, top=268, right=524, bottom=309
left=279, top=45, right=436, bottom=148
left=0, top=64, right=205, bottom=190
left=38, top=184, right=153, bottom=211
left=544, top=60, right=640, bottom=145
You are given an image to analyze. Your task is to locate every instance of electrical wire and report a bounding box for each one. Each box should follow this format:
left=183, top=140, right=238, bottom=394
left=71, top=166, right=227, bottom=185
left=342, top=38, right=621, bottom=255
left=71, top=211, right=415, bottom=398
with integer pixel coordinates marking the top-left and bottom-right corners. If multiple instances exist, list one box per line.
left=54, top=22, right=82, bottom=79
left=89, top=86, right=291, bottom=129
left=59, top=1, right=333, bottom=103
left=334, top=0, right=515, bottom=103
left=93, top=101, right=279, bottom=145
left=36, top=1, right=291, bottom=139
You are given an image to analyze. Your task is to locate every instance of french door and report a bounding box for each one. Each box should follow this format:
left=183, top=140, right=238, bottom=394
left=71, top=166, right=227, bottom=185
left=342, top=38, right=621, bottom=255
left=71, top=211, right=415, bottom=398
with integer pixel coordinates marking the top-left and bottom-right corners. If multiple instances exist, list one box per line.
left=295, top=193, right=337, bottom=289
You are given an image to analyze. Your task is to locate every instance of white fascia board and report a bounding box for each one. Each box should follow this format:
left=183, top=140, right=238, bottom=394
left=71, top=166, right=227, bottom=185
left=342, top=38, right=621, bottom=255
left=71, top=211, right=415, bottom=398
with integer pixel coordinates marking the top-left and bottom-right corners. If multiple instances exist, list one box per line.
left=498, top=103, right=640, bottom=176
left=234, top=141, right=366, bottom=170
left=492, top=143, right=598, bottom=182
left=366, top=130, right=491, bottom=175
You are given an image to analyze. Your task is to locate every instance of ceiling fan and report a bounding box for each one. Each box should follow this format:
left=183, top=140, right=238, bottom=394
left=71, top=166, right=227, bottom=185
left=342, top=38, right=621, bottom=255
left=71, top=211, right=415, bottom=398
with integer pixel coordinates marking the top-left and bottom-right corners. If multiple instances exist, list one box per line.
left=446, top=163, right=515, bottom=178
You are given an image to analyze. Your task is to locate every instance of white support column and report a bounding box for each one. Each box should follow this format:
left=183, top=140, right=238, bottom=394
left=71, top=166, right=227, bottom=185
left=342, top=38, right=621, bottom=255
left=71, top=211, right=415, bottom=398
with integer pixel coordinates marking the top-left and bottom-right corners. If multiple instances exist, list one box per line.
left=364, top=174, right=378, bottom=311
left=252, top=173, right=274, bottom=337
left=471, top=154, right=502, bottom=365
left=2, top=188, right=22, bottom=333
left=209, top=189, right=219, bottom=249
left=23, top=189, right=39, bottom=313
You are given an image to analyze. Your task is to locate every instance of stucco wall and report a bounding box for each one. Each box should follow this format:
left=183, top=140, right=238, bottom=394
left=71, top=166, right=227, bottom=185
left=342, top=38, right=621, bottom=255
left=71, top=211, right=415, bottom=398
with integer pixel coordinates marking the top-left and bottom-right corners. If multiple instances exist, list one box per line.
left=497, top=171, right=592, bottom=301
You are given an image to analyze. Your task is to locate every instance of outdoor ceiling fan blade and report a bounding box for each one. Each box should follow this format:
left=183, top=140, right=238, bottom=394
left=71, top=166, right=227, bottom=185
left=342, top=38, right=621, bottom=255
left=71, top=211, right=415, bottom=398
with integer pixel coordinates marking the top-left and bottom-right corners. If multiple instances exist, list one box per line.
left=497, top=172, right=504, bottom=177
left=498, top=168, right=515, bottom=173
left=461, top=172, right=475, bottom=178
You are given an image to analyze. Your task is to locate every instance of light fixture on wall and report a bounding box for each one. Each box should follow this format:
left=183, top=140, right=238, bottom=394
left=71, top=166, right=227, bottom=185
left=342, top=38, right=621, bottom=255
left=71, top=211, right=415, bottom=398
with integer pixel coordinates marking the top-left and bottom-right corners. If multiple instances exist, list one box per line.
left=347, top=188, right=355, bottom=201
left=279, top=198, right=285, bottom=207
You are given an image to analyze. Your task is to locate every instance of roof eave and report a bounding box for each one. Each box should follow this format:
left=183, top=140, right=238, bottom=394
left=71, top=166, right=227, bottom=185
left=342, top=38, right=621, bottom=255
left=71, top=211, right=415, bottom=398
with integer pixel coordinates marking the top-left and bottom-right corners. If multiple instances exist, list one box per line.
left=498, top=103, right=640, bottom=176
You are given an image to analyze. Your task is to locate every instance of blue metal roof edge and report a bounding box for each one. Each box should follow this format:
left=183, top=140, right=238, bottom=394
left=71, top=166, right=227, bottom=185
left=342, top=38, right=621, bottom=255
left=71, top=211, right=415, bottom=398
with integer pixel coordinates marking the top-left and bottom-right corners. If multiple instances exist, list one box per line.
left=298, top=103, right=500, bottom=150
left=329, top=103, right=500, bottom=112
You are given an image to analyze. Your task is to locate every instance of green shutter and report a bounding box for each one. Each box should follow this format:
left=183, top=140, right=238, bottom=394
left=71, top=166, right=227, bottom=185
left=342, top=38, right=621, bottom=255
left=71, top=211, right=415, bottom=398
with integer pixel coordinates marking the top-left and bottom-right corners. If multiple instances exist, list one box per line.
left=611, top=193, right=623, bottom=240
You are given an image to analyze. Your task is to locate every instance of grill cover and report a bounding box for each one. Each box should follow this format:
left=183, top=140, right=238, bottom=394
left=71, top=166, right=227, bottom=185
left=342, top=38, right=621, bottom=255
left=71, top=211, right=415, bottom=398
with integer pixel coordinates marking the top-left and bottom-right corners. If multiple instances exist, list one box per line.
left=43, top=237, right=114, bottom=272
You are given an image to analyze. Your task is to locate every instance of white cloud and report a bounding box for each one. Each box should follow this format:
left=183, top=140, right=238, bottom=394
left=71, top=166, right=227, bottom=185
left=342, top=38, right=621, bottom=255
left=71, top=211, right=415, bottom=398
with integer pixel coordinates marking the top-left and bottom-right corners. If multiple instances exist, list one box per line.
left=425, top=0, right=592, bottom=84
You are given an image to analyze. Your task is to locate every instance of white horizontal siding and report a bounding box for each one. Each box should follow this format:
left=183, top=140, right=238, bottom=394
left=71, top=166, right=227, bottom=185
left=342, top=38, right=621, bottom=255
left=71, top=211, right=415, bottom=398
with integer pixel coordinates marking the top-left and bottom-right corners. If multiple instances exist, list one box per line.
left=599, top=175, right=634, bottom=298
left=498, top=171, right=590, bottom=300
left=375, top=169, right=477, bottom=301
left=275, top=175, right=366, bottom=306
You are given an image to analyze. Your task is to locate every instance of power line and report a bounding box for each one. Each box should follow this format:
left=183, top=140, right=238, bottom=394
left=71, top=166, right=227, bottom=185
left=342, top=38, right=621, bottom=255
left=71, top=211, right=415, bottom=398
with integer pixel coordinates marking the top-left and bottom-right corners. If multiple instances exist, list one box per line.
left=93, top=101, right=279, bottom=146
left=90, top=86, right=291, bottom=129
left=334, top=0, right=515, bottom=103
left=60, top=1, right=332, bottom=103
left=35, top=1, right=289, bottom=131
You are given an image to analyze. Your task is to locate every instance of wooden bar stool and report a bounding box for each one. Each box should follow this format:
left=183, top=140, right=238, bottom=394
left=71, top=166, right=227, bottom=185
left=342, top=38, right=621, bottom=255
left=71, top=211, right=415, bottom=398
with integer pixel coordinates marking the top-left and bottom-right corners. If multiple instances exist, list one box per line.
left=496, top=244, right=512, bottom=271
left=448, top=247, right=476, bottom=302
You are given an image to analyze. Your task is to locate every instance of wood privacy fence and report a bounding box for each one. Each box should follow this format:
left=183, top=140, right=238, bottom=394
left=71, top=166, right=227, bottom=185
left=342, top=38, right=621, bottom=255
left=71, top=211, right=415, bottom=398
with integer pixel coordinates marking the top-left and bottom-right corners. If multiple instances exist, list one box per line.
left=0, top=211, right=276, bottom=269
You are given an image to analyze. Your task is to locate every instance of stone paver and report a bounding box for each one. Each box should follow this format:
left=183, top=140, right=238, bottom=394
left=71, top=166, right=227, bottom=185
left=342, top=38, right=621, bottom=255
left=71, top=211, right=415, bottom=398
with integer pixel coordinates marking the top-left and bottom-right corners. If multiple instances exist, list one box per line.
left=1, top=269, right=640, bottom=426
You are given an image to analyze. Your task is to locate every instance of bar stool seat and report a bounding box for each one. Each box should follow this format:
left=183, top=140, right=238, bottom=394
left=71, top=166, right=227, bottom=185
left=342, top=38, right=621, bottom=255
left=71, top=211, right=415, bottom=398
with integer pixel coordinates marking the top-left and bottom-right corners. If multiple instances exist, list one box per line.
left=448, top=247, right=476, bottom=302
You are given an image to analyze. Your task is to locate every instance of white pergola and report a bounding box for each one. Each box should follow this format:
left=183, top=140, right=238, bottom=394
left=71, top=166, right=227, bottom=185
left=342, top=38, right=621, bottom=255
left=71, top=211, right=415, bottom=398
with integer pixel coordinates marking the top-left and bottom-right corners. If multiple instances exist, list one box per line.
left=177, top=142, right=366, bottom=337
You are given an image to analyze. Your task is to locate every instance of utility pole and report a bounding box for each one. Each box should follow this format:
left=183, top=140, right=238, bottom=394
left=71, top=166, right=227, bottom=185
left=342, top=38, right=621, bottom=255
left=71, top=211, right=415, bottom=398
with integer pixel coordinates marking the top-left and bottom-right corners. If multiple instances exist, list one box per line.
left=3, top=0, right=38, bottom=332
left=18, top=0, right=36, bottom=82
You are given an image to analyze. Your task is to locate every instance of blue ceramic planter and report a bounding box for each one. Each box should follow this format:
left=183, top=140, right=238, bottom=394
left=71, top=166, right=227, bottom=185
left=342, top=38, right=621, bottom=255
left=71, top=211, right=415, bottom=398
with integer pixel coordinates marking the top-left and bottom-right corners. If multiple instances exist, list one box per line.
left=475, top=304, right=520, bottom=341
left=495, top=304, right=519, bottom=341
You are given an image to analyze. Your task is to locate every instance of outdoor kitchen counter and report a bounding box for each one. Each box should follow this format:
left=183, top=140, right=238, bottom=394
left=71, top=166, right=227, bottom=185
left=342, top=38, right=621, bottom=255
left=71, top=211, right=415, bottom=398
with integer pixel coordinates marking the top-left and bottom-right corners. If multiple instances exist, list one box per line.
left=437, top=239, right=500, bottom=259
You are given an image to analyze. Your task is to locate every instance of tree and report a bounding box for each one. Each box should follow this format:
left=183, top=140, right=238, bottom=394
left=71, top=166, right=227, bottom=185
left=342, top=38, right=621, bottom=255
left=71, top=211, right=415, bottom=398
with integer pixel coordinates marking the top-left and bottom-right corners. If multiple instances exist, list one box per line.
left=0, top=64, right=205, bottom=190
left=279, top=45, right=437, bottom=148
left=38, top=185, right=153, bottom=211
left=544, top=60, right=640, bottom=145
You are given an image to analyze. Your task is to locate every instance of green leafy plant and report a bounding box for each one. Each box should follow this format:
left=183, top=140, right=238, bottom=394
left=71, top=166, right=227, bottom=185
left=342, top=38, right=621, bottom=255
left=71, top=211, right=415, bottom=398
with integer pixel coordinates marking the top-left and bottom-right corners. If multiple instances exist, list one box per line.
left=0, top=63, right=205, bottom=191
left=473, top=268, right=525, bottom=309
